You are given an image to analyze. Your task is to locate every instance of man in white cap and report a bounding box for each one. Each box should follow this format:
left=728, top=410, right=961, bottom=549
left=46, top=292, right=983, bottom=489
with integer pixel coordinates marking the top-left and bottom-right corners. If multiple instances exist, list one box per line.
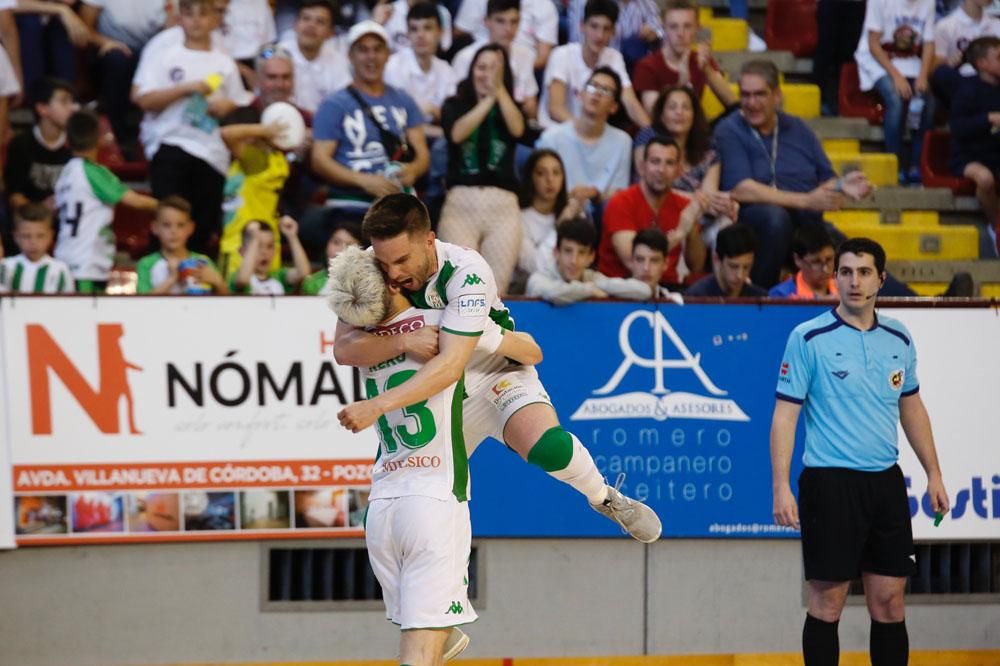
left=307, top=18, right=430, bottom=249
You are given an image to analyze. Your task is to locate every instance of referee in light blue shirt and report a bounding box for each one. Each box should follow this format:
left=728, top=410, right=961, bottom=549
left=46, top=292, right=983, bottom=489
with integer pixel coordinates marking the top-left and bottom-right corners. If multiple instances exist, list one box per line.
left=769, top=238, right=950, bottom=666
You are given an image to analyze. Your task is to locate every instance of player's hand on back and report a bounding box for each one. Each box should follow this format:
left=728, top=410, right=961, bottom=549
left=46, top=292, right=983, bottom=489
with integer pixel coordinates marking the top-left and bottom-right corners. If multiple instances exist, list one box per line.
left=773, top=484, right=800, bottom=530
left=402, top=325, right=440, bottom=362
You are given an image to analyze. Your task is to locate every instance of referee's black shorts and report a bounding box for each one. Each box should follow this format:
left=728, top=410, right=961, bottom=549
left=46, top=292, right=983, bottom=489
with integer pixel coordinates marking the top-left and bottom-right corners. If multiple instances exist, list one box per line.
left=798, top=464, right=916, bottom=582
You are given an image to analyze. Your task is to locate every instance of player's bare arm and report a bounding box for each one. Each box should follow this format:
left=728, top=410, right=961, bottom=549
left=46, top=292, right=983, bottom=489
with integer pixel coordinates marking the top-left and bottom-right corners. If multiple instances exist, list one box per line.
left=496, top=331, right=543, bottom=366
left=770, top=398, right=801, bottom=529
left=333, top=319, right=440, bottom=366
left=339, top=331, right=479, bottom=432
left=899, top=392, right=950, bottom=516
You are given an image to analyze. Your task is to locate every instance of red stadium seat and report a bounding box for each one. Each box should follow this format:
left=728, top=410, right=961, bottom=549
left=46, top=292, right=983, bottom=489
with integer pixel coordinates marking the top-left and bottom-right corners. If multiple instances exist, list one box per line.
left=765, top=0, right=818, bottom=57
left=113, top=194, right=155, bottom=260
left=920, top=130, right=976, bottom=196
left=838, top=62, right=884, bottom=125
left=96, top=115, right=149, bottom=182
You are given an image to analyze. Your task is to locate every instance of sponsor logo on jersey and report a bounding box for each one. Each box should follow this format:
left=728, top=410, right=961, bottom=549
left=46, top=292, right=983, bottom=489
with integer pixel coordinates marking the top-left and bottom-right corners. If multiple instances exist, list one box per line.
left=169, top=67, right=185, bottom=82
left=571, top=311, right=749, bottom=423
left=370, top=314, right=426, bottom=337
left=490, top=378, right=529, bottom=411
left=458, top=293, right=488, bottom=318
left=889, top=368, right=904, bottom=390
left=380, top=455, right=442, bottom=472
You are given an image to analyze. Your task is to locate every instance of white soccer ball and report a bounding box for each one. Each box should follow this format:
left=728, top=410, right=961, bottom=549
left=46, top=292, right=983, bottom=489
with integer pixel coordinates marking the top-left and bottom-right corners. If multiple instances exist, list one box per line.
left=261, top=101, right=306, bottom=151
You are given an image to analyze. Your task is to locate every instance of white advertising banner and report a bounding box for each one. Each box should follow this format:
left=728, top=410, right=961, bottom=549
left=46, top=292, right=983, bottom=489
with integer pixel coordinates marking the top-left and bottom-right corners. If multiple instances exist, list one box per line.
left=2, top=296, right=374, bottom=545
left=893, top=307, right=1000, bottom=541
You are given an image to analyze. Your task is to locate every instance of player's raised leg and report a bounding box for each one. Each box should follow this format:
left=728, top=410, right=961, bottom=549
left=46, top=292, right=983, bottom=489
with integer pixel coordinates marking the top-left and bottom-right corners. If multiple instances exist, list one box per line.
left=502, top=402, right=662, bottom=543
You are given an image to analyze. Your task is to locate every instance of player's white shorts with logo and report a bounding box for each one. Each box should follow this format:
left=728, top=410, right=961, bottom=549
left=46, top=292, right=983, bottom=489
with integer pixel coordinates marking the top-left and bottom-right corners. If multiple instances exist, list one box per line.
left=365, top=494, right=477, bottom=630
left=464, top=363, right=554, bottom=454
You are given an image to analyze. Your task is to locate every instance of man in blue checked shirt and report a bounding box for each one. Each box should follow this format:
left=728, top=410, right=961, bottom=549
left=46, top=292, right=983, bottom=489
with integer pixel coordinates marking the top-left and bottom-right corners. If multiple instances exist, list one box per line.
left=769, top=237, right=950, bottom=666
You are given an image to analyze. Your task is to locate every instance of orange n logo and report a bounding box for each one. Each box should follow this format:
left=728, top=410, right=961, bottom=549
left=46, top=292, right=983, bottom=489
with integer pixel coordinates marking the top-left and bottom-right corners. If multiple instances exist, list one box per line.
left=27, top=323, right=143, bottom=435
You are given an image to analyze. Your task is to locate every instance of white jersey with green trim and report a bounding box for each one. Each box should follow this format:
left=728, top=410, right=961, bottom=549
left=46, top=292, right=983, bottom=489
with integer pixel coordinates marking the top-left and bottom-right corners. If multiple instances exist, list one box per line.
left=0, top=254, right=75, bottom=293
left=404, top=240, right=518, bottom=394
left=363, top=306, right=503, bottom=503
left=53, top=157, right=124, bottom=281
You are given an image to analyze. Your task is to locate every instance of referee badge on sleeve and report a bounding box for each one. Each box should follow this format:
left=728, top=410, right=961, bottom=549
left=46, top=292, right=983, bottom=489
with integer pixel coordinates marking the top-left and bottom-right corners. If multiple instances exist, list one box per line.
left=889, top=369, right=905, bottom=390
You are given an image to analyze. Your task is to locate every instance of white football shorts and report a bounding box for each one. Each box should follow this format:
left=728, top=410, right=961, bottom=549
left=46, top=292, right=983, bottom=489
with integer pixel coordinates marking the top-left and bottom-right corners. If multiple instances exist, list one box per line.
left=365, top=494, right=477, bottom=630
left=463, top=363, right=554, bottom=455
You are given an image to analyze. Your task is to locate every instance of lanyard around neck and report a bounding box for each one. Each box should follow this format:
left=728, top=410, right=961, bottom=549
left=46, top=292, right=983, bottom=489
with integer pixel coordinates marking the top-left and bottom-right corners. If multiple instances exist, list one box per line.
left=750, top=119, right=779, bottom=187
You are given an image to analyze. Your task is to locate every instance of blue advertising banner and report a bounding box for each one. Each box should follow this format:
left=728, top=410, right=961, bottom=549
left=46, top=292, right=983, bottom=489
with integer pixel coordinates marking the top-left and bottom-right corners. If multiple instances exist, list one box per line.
left=470, top=301, right=828, bottom=539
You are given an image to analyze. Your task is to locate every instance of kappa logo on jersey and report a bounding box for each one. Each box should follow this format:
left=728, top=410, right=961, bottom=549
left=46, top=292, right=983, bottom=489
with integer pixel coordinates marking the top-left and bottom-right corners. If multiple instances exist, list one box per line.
left=457, top=293, right=488, bottom=318
left=371, top=314, right=426, bottom=337
left=446, top=601, right=464, bottom=614
left=889, top=368, right=905, bottom=390
left=461, top=274, right=484, bottom=287
left=571, top=311, right=749, bottom=423
left=26, top=323, right=143, bottom=435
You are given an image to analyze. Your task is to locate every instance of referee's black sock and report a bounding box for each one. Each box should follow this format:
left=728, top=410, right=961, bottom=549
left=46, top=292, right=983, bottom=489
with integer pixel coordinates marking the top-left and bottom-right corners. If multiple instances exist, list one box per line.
left=802, top=613, right=839, bottom=666
left=870, top=618, right=909, bottom=666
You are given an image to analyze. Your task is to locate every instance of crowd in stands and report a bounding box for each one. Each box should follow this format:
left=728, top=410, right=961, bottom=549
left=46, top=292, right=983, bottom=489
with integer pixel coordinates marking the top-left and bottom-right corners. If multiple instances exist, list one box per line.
left=0, top=0, right=994, bottom=299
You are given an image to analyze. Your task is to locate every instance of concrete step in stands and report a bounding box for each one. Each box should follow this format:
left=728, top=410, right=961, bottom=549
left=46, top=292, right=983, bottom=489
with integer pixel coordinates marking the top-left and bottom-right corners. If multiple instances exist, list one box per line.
left=826, top=152, right=898, bottom=187
left=825, top=211, right=979, bottom=260
left=887, top=259, right=1000, bottom=297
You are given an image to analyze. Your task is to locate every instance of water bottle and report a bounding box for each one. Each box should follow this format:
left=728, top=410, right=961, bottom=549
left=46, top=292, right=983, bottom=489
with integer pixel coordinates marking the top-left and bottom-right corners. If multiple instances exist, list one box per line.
left=906, top=95, right=925, bottom=131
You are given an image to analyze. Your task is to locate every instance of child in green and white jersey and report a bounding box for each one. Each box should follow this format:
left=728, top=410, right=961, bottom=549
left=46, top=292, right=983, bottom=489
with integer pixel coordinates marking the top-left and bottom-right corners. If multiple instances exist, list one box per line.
left=0, top=203, right=74, bottom=293
left=53, top=110, right=158, bottom=293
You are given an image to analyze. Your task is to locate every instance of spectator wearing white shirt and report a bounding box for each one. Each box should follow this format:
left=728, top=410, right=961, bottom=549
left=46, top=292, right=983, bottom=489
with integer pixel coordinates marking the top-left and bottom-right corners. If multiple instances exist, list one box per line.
left=454, top=0, right=557, bottom=69
left=516, top=148, right=586, bottom=280
left=526, top=216, right=651, bottom=304
left=278, top=0, right=352, bottom=113
left=222, top=0, right=277, bottom=86
left=931, top=0, right=1000, bottom=107
left=854, top=0, right=937, bottom=184
left=451, top=0, right=539, bottom=119
left=539, top=0, right=650, bottom=129
left=0, top=0, right=21, bottom=101
left=384, top=1, right=456, bottom=200
left=375, top=0, right=453, bottom=53
left=80, top=0, right=171, bottom=156
left=132, top=0, right=251, bottom=253
left=0, top=40, right=19, bottom=143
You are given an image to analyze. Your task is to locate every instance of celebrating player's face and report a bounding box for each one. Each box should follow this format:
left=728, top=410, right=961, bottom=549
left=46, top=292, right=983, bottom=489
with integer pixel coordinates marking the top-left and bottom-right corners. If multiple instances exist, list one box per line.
left=371, top=231, right=435, bottom=292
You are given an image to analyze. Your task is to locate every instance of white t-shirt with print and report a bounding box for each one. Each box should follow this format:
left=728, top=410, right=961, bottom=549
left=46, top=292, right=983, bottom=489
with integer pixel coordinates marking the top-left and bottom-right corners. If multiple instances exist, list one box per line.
left=385, top=47, right=457, bottom=118
left=934, top=5, right=1000, bottom=75
left=454, top=0, right=557, bottom=61
left=854, top=0, right=936, bottom=91
left=451, top=39, right=539, bottom=105
left=222, top=0, right=277, bottom=60
left=279, top=37, right=352, bottom=113
left=538, top=43, right=632, bottom=128
left=383, top=0, right=453, bottom=53
left=133, top=43, right=251, bottom=174
left=518, top=207, right=557, bottom=276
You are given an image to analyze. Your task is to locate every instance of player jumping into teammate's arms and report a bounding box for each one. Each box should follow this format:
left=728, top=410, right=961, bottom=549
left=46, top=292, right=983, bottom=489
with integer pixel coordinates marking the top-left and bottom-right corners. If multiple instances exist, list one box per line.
left=327, top=245, right=542, bottom=666
left=335, top=194, right=661, bottom=544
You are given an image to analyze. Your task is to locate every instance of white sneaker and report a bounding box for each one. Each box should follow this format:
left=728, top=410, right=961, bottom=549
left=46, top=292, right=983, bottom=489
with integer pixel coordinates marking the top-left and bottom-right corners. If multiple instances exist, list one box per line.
left=748, top=30, right=767, bottom=52
left=443, top=627, right=470, bottom=661
left=591, top=475, right=662, bottom=543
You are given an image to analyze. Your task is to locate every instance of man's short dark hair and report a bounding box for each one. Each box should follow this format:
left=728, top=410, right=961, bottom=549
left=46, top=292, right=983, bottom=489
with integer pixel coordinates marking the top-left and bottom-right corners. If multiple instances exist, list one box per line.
left=663, top=0, right=697, bottom=16
left=14, top=202, right=53, bottom=229
left=363, top=193, right=432, bottom=240
left=158, top=195, right=193, bottom=217
left=486, top=0, right=519, bottom=17
left=557, top=217, right=597, bottom=249
left=299, top=0, right=336, bottom=21
left=29, top=77, right=74, bottom=113
left=633, top=228, right=668, bottom=256
left=583, top=0, right=619, bottom=25
left=407, top=0, right=441, bottom=26
left=587, top=66, right=622, bottom=105
left=644, top=133, right=680, bottom=160
left=740, top=59, right=780, bottom=91
left=66, top=110, right=100, bottom=152
left=715, top=224, right=757, bottom=259
left=835, top=237, right=886, bottom=274
left=792, top=222, right=835, bottom=258
left=965, top=35, right=1000, bottom=71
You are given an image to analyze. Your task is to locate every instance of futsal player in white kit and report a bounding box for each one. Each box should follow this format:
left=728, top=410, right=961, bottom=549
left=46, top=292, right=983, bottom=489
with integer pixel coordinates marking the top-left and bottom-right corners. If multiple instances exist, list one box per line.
left=327, top=245, right=543, bottom=666
left=336, top=194, right=661, bottom=544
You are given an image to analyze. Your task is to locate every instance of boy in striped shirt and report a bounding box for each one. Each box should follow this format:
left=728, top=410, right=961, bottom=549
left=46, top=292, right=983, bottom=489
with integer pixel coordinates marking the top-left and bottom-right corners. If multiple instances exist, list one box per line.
left=0, top=203, right=75, bottom=293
